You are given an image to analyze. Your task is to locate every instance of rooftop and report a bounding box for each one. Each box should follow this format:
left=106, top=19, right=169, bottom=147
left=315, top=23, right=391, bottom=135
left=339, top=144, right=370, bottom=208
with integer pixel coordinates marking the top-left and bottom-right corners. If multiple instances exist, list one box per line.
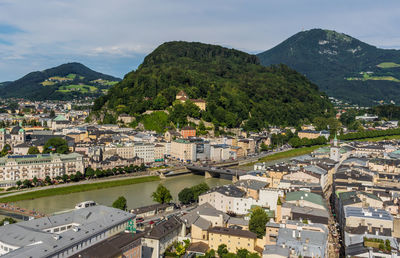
left=0, top=205, right=135, bottom=258
left=285, top=191, right=326, bottom=209
left=208, top=226, right=257, bottom=239
left=344, top=206, right=393, bottom=221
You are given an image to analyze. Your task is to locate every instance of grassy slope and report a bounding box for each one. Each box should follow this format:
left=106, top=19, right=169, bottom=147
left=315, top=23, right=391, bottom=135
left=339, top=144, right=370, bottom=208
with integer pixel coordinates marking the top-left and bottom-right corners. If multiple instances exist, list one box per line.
left=0, top=176, right=160, bottom=203
left=245, top=145, right=325, bottom=167
left=377, top=62, right=400, bottom=68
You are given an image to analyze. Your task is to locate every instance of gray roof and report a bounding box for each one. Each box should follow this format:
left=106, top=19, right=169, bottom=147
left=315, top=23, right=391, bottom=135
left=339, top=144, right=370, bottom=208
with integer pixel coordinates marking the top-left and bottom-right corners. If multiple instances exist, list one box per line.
left=143, top=216, right=182, bottom=240
left=304, top=165, right=327, bottom=175
left=276, top=222, right=328, bottom=257
left=181, top=203, right=229, bottom=226
left=193, top=216, right=212, bottom=230
left=0, top=205, right=135, bottom=258
left=227, top=217, right=249, bottom=227
left=208, top=185, right=246, bottom=198
left=263, top=245, right=290, bottom=257
left=344, top=206, right=393, bottom=221
left=235, top=179, right=268, bottom=190
left=282, top=203, right=329, bottom=218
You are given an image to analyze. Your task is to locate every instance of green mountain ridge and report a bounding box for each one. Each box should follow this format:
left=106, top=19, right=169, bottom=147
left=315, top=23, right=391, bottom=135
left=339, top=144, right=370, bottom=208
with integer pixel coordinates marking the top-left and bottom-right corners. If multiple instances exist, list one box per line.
left=92, top=41, right=333, bottom=130
left=257, top=29, right=400, bottom=105
left=0, top=62, right=121, bottom=100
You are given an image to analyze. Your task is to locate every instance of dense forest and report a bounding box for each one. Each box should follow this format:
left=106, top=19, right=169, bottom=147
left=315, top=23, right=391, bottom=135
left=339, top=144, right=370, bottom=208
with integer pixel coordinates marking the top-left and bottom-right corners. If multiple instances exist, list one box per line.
left=92, top=41, right=334, bottom=131
left=0, top=62, right=120, bottom=100
left=372, top=105, right=400, bottom=121
left=258, top=29, right=400, bottom=105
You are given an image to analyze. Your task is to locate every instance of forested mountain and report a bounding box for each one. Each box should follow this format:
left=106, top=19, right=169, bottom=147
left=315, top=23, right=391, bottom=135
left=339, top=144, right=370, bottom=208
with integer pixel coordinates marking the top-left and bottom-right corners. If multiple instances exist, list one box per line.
left=257, top=29, right=400, bottom=106
left=0, top=63, right=120, bottom=100
left=92, top=41, right=333, bottom=131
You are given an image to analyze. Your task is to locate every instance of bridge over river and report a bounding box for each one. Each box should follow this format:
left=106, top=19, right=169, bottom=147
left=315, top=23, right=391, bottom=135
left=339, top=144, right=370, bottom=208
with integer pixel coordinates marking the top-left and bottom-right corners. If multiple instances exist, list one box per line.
left=186, top=165, right=247, bottom=182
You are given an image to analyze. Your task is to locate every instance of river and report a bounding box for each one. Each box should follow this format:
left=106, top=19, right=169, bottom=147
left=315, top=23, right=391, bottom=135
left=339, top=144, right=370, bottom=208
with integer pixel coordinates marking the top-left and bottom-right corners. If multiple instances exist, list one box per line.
left=14, top=174, right=231, bottom=215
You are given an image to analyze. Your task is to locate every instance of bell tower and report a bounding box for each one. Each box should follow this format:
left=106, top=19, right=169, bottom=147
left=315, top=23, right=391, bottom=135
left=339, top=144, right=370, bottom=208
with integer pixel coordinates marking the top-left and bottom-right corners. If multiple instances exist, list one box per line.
left=330, top=135, right=340, bottom=162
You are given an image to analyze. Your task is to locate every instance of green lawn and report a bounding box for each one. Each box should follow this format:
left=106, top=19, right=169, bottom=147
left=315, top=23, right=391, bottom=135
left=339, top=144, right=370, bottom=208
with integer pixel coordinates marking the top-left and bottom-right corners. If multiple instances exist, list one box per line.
left=246, top=145, right=326, bottom=167
left=377, top=62, right=400, bottom=68
left=58, top=84, right=98, bottom=93
left=0, top=176, right=160, bottom=203
left=346, top=72, right=400, bottom=82
left=357, top=134, right=400, bottom=142
left=66, top=73, right=77, bottom=79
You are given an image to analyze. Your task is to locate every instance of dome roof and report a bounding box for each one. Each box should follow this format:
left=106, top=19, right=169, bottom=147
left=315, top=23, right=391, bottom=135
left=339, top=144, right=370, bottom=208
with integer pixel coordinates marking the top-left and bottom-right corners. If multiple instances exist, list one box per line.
left=10, top=126, right=21, bottom=134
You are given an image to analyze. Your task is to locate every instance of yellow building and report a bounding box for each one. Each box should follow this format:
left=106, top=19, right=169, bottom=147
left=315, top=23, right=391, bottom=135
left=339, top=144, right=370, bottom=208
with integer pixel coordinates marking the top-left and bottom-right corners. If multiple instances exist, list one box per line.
left=207, top=227, right=261, bottom=254
left=191, top=99, right=207, bottom=111
left=298, top=130, right=321, bottom=139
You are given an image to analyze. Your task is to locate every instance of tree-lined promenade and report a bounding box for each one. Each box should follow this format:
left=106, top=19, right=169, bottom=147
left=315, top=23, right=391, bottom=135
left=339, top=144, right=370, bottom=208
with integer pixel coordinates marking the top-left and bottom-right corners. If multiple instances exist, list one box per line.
left=0, top=175, right=160, bottom=203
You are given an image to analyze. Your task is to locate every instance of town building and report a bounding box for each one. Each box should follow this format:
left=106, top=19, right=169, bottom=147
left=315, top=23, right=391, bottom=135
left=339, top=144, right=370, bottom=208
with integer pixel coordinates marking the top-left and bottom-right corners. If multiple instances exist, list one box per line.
left=180, top=126, right=196, bottom=139
left=0, top=126, right=26, bottom=150
left=0, top=205, right=135, bottom=257
left=0, top=153, right=84, bottom=185
left=207, top=227, right=261, bottom=254
left=170, top=139, right=196, bottom=162
left=141, top=216, right=184, bottom=258
left=133, top=142, right=155, bottom=163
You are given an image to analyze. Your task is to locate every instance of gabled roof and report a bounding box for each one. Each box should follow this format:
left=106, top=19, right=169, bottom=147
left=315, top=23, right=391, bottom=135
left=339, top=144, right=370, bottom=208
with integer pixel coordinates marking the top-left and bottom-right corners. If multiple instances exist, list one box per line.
left=285, top=191, right=326, bottom=209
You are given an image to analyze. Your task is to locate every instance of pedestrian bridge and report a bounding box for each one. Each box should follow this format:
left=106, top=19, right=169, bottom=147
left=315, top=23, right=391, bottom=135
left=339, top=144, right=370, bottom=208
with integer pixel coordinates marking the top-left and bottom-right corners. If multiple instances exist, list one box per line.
left=186, top=165, right=247, bottom=182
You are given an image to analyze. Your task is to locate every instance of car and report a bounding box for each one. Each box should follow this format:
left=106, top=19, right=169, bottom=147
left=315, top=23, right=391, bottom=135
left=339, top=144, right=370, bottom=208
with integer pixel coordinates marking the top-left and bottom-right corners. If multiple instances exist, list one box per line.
left=136, top=217, right=144, bottom=222
left=149, top=221, right=155, bottom=225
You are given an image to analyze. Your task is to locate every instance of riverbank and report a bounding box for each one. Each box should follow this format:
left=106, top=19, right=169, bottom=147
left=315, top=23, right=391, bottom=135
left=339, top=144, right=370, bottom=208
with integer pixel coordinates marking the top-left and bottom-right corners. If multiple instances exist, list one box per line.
left=244, top=145, right=326, bottom=167
left=358, top=134, right=400, bottom=142
left=0, top=176, right=160, bottom=203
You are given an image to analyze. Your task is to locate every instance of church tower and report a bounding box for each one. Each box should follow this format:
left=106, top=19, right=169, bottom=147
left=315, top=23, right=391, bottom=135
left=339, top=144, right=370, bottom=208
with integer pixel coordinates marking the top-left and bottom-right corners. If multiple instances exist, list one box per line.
left=0, top=128, right=5, bottom=149
left=330, top=135, right=340, bottom=162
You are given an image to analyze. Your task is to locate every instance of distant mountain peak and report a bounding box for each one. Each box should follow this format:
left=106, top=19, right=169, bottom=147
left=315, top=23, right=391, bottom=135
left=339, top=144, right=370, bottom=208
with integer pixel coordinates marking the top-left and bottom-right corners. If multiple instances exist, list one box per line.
left=257, top=29, right=400, bottom=105
left=0, top=62, right=121, bottom=100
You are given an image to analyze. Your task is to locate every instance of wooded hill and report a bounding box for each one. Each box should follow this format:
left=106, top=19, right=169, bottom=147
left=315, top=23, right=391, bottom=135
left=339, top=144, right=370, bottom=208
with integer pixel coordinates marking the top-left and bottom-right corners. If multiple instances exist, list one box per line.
left=92, top=41, right=333, bottom=131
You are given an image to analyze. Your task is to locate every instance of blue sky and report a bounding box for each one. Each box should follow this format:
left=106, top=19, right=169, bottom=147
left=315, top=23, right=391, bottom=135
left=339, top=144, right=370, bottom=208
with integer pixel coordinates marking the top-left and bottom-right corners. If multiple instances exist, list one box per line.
left=0, top=0, right=399, bottom=81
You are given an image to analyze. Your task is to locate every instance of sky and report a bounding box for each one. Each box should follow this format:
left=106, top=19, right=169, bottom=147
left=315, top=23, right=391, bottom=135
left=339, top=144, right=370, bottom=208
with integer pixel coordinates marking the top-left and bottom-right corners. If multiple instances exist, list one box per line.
left=0, top=0, right=399, bottom=81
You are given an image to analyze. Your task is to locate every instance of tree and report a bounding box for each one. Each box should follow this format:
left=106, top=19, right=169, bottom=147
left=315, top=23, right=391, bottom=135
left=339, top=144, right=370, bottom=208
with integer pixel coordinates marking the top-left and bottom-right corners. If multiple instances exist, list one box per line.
left=45, top=176, right=52, bottom=185
left=49, top=109, right=56, bottom=118
left=76, top=171, right=83, bottom=180
left=191, top=183, right=210, bottom=201
left=85, top=167, right=95, bottom=178
left=32, top=177, right=38, bottom=186
left=62, top=174, right=69, bottom=183
left=249, top=207, right=270, bottom=238
left=43, top=138, right=69, bottom=154
left=23, top=179, right=32, bottom=188
left=112, top=196, right=127, bottom=210
left=217, top=244, right=228, bottom=257
left=178, top=188, right=194, bottom=204
left=0, top=144, right=12, bottom=157
left=385, top=239, right=391, bottom=251
left=16, top=180, right=22, bottom=188
left=152, top=184, right=172, bottom=204
left=0, top=217, right=17, bottom=226
left=201, top=249, right=216, bottom=258
left=27, top=146, right=40, bottom=154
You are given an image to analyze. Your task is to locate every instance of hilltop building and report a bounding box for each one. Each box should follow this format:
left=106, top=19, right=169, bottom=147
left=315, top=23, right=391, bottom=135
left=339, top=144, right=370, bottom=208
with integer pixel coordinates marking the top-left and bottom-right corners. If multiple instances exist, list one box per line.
left=176, top=90, right=207, bottom=111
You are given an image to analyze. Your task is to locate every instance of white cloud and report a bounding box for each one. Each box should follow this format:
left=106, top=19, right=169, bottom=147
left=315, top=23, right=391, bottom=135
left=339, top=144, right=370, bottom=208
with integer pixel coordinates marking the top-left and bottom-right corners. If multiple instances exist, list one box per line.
left=0, top=0, right=399, bottom=80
